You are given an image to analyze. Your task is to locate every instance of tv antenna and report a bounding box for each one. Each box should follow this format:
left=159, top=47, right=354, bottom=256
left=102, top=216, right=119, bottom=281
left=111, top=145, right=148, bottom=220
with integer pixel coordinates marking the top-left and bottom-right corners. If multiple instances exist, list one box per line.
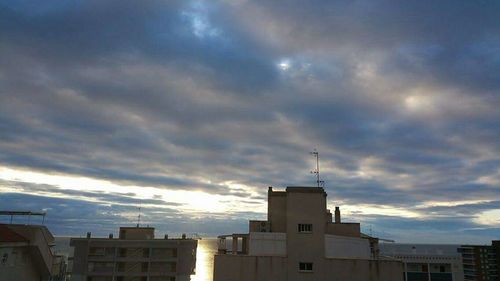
left=137, top=205, right=141, bottom=227
left=310, top=149, right=323, bottom=187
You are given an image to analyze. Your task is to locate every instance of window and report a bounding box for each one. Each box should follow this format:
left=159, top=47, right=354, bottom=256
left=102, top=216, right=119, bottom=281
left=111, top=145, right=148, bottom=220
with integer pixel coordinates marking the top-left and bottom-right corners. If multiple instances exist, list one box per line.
left=1, top=253, right=8, bottom=265
left=89, top=247, right=105, bottom=256
left=299, top=262, right=313, bottom=272
left=298, top=224, right=312, bottom=233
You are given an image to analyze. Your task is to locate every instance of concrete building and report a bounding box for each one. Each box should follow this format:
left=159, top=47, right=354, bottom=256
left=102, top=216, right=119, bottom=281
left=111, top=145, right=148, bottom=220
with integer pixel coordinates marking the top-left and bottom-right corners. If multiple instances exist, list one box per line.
left=458, top=241, right=499, bottom=281
left=380, top=243, right=464, bottom=281
left=213, top=186, right=404, bottom=281
left=0, top=223, right=65, bottom=281
left=395, top=255, right=464, bottom=281
left=69, top=226, right=197, bottom=281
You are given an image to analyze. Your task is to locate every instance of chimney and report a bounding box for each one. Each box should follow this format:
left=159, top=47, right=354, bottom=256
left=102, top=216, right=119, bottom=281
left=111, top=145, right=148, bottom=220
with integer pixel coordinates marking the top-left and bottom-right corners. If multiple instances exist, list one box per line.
left=86, top=232, right=91, bottom=238
left=334, top=207, right=341, bottom=224
left=109, top=233, right=113, bottom=239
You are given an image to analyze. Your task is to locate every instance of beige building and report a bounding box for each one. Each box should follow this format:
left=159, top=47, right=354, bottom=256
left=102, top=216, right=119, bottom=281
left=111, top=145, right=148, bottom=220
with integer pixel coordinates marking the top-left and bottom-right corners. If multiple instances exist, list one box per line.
left=213, top=186, right=404, bottom=281
left=69, top=226, right=197, bottom=281
left=393, top=254, right=464, bottom=281
left=0, top=223, right=65, bottom=281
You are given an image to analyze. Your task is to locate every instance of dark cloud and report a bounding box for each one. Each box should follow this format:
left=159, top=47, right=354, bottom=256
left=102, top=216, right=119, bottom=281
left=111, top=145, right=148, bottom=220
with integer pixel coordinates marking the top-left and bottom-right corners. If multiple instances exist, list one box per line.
left=0, top=0, right=499, bottom=242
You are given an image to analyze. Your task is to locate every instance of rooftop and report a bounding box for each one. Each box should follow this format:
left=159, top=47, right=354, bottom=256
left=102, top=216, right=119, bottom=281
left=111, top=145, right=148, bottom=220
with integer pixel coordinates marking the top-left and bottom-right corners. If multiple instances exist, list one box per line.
left=0, top=224, right=28, bottom=242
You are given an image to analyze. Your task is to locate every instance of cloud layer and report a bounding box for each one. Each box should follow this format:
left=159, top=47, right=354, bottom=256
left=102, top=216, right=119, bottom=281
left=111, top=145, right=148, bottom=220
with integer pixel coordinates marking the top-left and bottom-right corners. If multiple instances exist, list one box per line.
left=0, top=0, right=499, bottom=242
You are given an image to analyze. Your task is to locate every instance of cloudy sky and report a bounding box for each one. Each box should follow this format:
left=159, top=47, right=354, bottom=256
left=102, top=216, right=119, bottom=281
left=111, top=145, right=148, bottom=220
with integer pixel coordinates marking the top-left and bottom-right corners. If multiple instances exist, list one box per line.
left=0, top=0, right=499, bottom=243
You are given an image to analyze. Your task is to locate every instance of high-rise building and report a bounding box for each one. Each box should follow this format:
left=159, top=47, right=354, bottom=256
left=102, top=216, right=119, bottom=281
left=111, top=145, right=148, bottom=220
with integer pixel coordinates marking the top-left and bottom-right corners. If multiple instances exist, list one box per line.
left=69, top=226, right=197, bottom=281
left=459, top=241, right=499, bottom=281
left=213, top=186, right=404, bottom=281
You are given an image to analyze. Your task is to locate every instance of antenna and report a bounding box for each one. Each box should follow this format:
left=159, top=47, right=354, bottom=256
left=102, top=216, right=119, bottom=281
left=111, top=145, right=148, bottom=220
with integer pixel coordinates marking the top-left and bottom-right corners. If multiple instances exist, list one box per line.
left=310, top=149, right=322, bottom=188
left=137, top=205, right=141, bottom=227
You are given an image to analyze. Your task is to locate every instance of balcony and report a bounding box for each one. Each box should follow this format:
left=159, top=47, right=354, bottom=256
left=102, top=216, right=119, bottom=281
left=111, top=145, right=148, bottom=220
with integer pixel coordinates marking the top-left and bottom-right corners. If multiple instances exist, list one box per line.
left=217, top=232, right=286, bottom=256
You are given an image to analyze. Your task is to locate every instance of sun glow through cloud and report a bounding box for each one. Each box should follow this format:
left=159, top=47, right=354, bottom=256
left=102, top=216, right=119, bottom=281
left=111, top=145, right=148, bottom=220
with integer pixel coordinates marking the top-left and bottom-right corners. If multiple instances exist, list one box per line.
left=0, top=167, right=264, bottom=216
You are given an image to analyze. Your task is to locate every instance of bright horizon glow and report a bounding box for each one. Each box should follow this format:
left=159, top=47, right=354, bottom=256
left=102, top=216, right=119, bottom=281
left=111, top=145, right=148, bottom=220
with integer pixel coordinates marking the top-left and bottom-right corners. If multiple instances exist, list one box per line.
left=3, top=166, right=498, bottom=229
left=0, top=166, right=265, bottom=215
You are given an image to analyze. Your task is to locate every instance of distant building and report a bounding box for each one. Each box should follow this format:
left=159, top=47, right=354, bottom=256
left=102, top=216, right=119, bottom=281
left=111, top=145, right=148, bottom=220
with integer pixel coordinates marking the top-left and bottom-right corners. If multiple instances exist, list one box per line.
left=458, top=241, right=500, bottom=281
left=0, top=223, right=66, bottom=281
left=380, top=243, right=464, bottom=281
left=213, top=186, right=404, bottom=281
left=69, top=226, right=197, bottom=281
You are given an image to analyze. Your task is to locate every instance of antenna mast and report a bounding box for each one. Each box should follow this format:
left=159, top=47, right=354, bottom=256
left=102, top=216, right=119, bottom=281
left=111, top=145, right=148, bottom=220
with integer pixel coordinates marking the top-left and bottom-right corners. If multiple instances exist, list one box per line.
left=137, top=205, right=141, bottom=227
left=310, top=149, right=323, bottom=187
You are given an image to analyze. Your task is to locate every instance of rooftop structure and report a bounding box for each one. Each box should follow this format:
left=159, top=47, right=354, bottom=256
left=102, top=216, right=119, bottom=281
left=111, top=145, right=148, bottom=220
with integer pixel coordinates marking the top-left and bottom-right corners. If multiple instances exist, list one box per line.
left=0, top=223, right=65, bottom=281
left=213, top=186, right=404, bottom=281
left=69, top=226, right=197, bottom=281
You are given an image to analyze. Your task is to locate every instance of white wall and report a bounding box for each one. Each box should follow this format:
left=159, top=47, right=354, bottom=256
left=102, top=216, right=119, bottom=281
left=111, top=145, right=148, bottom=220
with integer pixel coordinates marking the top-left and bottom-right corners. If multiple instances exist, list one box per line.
left=324, top=234, right=370, bottom=258
left=248, top=232, right=286, bottom=256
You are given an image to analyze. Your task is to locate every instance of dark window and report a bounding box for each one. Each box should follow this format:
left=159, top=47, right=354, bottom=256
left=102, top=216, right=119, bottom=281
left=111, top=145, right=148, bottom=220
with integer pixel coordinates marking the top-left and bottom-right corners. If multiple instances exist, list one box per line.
left=440, top=265, right=446, bottom=272
left=299, top=262, right=313, bottom=272
left=118, top=248, right=126, bottom=257
left=298, top=224, right=312, bottom=233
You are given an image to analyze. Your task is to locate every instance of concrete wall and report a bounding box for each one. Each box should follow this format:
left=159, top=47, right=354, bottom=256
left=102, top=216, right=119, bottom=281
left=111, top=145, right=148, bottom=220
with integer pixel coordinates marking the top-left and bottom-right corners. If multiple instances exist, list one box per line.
left=248, top=232, right=286, bottom=256
left=213, top=255, right=287, bottom=281
left=326, top=222, right=361, bottom=237
left=324, top=258, right=404, bottom=281
left=285, top=187, right=327, bottom=281
left=6, top=224, right=55, bottom=276
left=213, top=255, right=404, bottom=281
left=0, top=245, right=43, bottom=281
left=268, top=190, right=287, bottom=233
left=325, top=234, right=370, bottom=259
left=119, top=227, right=155, bottom=240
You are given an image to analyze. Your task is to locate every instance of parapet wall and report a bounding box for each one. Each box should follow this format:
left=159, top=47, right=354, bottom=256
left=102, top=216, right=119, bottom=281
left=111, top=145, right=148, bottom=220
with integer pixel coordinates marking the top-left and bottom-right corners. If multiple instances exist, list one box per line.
left=213, top=255, right=404, bottom=281
left=213, top=255, right=287, bottom=281
left=324, top=258, right=404, bottom=281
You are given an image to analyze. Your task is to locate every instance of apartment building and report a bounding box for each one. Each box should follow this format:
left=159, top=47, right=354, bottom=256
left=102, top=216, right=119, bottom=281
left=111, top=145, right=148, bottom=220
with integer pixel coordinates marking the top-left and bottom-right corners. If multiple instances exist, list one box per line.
left=213, top=186, right=404, bottom=281
left=459, top=241, right=499, bottom=281
left=69, top=226, right=197, bottom=281
left=0, top=223, right=65, bottom=281
left=380, top=243, right=464, bottom=281
left=389, top=254, right=464, bottom=281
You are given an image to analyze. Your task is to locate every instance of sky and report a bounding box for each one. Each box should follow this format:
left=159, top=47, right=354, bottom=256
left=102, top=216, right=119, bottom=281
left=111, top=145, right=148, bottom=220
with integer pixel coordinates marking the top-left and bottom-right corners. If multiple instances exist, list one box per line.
left=0, top=0, right=499, bottom=243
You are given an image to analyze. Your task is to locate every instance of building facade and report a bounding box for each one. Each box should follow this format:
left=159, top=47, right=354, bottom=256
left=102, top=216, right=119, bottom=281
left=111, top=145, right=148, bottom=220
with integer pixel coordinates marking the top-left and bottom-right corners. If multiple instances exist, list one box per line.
left=69, top=226, right=197, bottom=281
left=0, top=223, right=65, bottom=281
left=459, top=241, right=500, bottom=281
left=380, top=243, right=465, bottom=281
left=391, top=254, right=464, bottom=281
left=213, top=186, right=404, bottom=281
